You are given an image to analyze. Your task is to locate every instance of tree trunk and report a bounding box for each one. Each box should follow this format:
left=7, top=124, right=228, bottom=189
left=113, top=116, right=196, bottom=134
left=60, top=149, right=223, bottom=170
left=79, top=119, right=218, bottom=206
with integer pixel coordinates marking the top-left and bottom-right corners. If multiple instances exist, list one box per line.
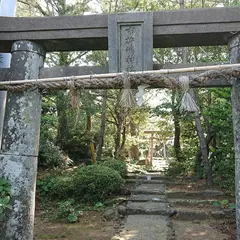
left=194, top=132, right=216, bottom=178
left=191, top=90, right=213, bottom=186
left=129, top=118, right=140, bottom=161
left=96, top=90, right=107, bottom=161
left=172, top=90, right=182, bottom=161
left=114, top=122, right=122, bottom=158
left=120, top=116, right=127, bottom=158
left=56, top=91, right=68, bottom=149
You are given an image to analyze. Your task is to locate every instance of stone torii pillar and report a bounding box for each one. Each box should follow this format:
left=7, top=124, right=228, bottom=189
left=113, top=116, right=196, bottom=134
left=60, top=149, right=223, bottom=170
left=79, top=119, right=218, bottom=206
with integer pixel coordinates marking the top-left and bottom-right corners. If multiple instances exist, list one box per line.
left=0, top=41, right=45, bottom=240
left=229, top=33, right=240, bottom=240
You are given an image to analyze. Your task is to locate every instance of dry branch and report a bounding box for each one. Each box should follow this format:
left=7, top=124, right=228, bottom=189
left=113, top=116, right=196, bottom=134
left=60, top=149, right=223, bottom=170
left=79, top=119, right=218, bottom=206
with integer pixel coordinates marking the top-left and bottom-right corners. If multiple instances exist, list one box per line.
left=0, top=64, right=240, bottom=91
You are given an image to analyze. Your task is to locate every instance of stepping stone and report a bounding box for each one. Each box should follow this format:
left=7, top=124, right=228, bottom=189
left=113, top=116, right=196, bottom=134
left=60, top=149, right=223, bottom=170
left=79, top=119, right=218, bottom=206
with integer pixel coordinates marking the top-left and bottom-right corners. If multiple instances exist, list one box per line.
left=174, top=208, right=235, bottom=221
left=133, top=184, right=165, bottom=194
left=130, top=194, right=166, bottom=202
left=167, top=190, right=224, bottom=198
left=126, top=179, right=165, bottom=184
left=169, top=198, right=217, bottom=206
left=112, top=215, right=172, bottom=240
left=126, top=201, right=174, bottom=215
left=126, top=178, right=187, bottom=186
left=126, top=174, right=169, bottom=180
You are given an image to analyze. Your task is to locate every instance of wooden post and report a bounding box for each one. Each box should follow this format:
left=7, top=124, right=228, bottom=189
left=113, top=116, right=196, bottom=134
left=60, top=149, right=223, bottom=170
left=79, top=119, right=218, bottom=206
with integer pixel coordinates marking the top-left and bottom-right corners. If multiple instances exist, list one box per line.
left=146, top=138, right=151, bottom=167
left=229, top=33, right=240, bottom=240
left=87, top=115, right=97, bottom=164
left=150, top=133, right=154, bottom=166
left=0, top=41, right=45, bottom=240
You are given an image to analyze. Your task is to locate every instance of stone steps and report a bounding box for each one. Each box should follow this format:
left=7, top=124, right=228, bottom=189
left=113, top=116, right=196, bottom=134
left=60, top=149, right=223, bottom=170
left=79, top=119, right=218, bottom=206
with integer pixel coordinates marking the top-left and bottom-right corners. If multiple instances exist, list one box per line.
left=126, top=201, right=176, bottom=216
left=126, top=179, right=186, bottom=185
left=112, top=215, right=174, bottom=240
left=130, top=194, right=166, bottom=202
left=126, top=173, right=169, bottom=180
left=112, top=173, right=174, bottom=240
left=169, top=198, right=224, bottom=206
left=174, top=208, right=235, bottom=221
left=113, top=172, right=232, bottom=239
left=132, top=183, right=165, bottom=195
left=166, top=189, right=224, bottom=198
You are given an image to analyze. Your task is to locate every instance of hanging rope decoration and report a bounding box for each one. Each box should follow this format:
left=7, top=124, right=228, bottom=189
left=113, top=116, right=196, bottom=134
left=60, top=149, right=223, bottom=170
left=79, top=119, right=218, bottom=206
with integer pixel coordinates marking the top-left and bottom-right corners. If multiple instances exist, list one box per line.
left=179, top=76, right=199, bottom=113
left=136, top=84, right=150, bottom=107
left=120, top=73, right=136, bottom=108
left=0, top=65, right=240, bottom=92
left=67, top=76, right=79, bottom=109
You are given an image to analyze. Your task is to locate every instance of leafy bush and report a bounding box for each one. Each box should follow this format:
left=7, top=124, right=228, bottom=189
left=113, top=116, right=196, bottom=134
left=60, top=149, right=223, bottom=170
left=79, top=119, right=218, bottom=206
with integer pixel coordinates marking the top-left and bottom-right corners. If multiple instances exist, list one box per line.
left=52, top=165, right=124, bottom=203
left=36, top=176, right=57, bottom=196
left=56, top=199, right=83, bottom=222
left=51, top=174, right=75, bottom=199
left=38, top=137, right=65, bottom=169
left=165, top=161, right=186, bottom=176
left=101, top=159, right=128, bottom=178
left=0, top=178, right=12, bottom=221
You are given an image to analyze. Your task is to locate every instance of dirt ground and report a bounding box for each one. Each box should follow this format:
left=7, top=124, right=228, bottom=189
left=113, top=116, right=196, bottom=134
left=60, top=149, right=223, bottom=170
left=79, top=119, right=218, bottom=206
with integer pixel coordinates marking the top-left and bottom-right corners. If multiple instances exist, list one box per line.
left=173, top=220, right=232, bottom=240
left=34, top=211, right=120, bottom=240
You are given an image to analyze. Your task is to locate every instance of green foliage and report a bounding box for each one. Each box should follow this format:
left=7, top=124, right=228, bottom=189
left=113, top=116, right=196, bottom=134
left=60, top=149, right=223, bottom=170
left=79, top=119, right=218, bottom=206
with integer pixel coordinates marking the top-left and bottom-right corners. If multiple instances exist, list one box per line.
left=52, top=165, right=124, bottom=203
left=213, top=200, right=236, bottom=209
left=36, top=176, right=57, bottom=196
left=51, top=174, right=75, bottom=199
left=38, top=137, right=65, bottom=169
left=56, top=199, right=83, bottom=223
left=73, top=165, right=124, bottom=203
left=101, top=158, right=128, bottom=178
left=0, top=178, right=12, bottom=221
left=62, top=130, right=93, bottom=163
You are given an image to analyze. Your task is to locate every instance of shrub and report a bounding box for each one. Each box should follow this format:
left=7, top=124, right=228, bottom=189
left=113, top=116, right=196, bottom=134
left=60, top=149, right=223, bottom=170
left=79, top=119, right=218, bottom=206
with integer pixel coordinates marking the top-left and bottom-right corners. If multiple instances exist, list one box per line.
left=38, top=137, right=65, bottom=169
left=36, top=176, right=57, bottom=197
left=51, top=174, right=75, bottom=199
left=73, top=165, right=124, bottom=203
left=101, top=159, right=128, bottom=178
left=51, top=165, right=124, bottom=203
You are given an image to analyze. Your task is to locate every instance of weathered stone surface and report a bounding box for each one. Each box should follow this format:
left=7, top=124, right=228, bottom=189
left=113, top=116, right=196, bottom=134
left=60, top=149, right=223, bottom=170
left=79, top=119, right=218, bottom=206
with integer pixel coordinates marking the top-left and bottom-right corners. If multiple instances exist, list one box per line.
left=1, top=7, right=240, bottom=52
left=108, top=12, right=153, bottom=73
left=103, top=208, right=118, bottom=221
left=127, top=173, right=169, bottom=180
left=229, top=33, right=240, bottom=240
left=112, top=215, right=171, bottom=240
left=174, top=208, right=235, bottom=221
left=169, top=198, right=216, bottom=206
left=118, top=205, right=127, bottom=215
left=1, top=41, right=45, bottom=156
left=130, top=194, right=166, bottom=202
left=133, top=183, right=165, bottom=194
left=126, top=201, right=174, bottom=215
left=0, top=40, right=45, bottom=240
left=202, top=190, right=224, bottom=197
left=167, top=190, right=224, bottom=198
left=126, top=179, right=165, bottom=184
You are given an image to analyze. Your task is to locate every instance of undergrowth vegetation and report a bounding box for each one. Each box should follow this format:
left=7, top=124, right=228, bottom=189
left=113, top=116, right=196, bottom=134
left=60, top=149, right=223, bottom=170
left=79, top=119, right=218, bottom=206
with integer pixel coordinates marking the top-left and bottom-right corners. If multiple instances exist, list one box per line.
left=36, top=159, right=126, bottom=221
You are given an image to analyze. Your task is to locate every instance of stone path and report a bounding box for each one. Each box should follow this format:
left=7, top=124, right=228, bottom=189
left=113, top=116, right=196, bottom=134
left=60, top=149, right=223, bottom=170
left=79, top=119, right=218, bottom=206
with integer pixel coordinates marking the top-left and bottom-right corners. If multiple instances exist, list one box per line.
left=112, top=173, right=175, bottom=240
left=112, top=172, right=233, bottom=240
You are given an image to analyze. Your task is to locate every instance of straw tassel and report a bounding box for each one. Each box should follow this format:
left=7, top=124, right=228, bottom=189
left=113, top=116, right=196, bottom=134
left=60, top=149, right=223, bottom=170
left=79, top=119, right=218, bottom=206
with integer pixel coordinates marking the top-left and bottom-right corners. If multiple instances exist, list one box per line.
left=120, top=73, right=136, bottom=108
left=179, top=76, right=198, bottom=113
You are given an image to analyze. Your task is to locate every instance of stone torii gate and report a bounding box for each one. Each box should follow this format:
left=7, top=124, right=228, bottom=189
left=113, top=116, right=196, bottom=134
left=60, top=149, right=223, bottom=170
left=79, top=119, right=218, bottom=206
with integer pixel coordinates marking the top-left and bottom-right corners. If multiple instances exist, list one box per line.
left=0, top=7, right=240, bottom=240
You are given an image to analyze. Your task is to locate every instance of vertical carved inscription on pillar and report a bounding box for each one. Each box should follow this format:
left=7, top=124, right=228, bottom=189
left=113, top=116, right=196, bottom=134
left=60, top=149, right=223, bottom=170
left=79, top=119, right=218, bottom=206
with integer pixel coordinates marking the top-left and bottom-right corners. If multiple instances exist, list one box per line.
left=120, top=25, right=142, bottom=72
left=108, top=12, right=153, bottom=73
